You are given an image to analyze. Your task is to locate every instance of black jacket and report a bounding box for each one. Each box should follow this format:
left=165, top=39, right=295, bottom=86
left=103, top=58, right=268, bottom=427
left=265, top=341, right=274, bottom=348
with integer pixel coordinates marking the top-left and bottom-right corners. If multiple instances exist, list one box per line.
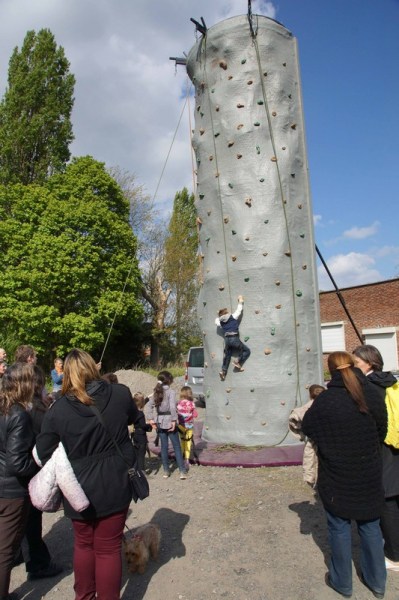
left=36, top=380, right=140, bottom=520
left=367, top=370, right=399, bottom=498
left=302, top=368, right=387, bottom=520
left=0, top=404, right=37, bottom=498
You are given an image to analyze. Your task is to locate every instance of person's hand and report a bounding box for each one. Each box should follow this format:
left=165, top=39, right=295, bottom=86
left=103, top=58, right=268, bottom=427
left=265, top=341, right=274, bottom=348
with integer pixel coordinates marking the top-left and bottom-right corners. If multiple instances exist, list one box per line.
left=169, top=422, right=176, bottom=432
left=238, top=295, right=244, bottom=303
left=96, top=361, right=102, bottom=371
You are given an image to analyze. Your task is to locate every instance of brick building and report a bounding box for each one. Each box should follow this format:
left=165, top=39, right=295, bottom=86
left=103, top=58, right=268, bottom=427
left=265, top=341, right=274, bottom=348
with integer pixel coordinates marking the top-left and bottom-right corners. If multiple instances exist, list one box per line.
left=319, top=278, right=399, bottom=372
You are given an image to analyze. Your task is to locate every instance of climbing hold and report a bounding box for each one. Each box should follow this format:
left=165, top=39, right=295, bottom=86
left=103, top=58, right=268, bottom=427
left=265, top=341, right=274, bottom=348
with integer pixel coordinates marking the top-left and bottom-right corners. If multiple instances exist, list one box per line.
left=284, top=251, right=291, bottom=257
left=204, top=362, right=208, bottom=367
left=297, top=204, right=302, bottom=209
left=237, top=153, right=242, bottom=159
left=244, top=277, right=250, bottom=282
left=264, top=348, right=272, bottom=355
left=270, top=327, right=275, bottom=336
left=215, top=171, right=220, bottom=178
left=203, top=302, right=206, bottom=306
left=216, top=250, right=220, bottom=254
left=223, top=216, right=229, bottom=223
left=245, top=235, right=250, bottom=241
left=226, top=415, right=231, bottom=419
left=302, top=264, right=307, bottom=270
left=257, top=100, right=264, bottom=105
left=264, top=219, right=269, bottom=224
left=288, top=372, right=292, bottom=376
left=281, top=401, right=286, bottom=406
left=254, top=121, right=260, bottom=126
left=271, top=156, right=277, bottom=162
left=255, top=310, right=260, bottom=314
left=245, top=197, right=252, bottom=207
left=259, top=178, right=265, bottom=182
left=202, top=331, right=206, bottom=336
left=196, top=105, right=200, bottom=111
left=228, top=183, right=234, bottom=189
left=291, top=173, right=295, bottom=178
left=199, top=128, right=205, bottom=135
left=215, top=105, right=220, bottom=111
left=210, top=352, right=216, bottom=358
left=219, top=60, right=228, bottom=70
left=300, top=233, right=305, bottom=238
left=232, top=230, right=237, bottom=235
left=237, top=124, right=244, bottom=129
left=262, top=252, right=268, bottom=256
left=263, top=72, right=268, bottom=76
left=241, top=58, right=247, bottom=64
left=261, top=421, right=267, bottom=426
left=200, top=112, right=204, bottom=117
left=218, top=284, right=225, bottom=291
left=256, top=146, right=261, bottom=154
left=207, top=210, right=211, bottom=216
left=247, top=80, right=253, bottom=85
left=199, top=193, right=205, bottom=199
left=272, top=111, right=277, bottom=117
left=205, top=237, right=210, bottom=243
left=288, top=94, right=292, bottom=99
left=209, top=155, right=213, bottom=161
left=211, top=89, right=215, bottom=93
left=228, top=140, right=235, bottom=147
left=226, top=388, right=232, bottom=393
left=296, top=290, right=303, bottom=297
left=282, top=146, right=286, bottom=150
left=250, top=388, right=255, bottom=392
left=197, top=158, right=201, bottom=165
left=228, top=75, right=233, bottom=80
left=275, top=280, right=280, bottom=286
left=306, top=347, right=311, bottom=352
left=244, top=336, right=250, bottom=342
left=291, top=124, right=297, bottom=130
left=283, top=62, right=287, bottom=67
left=237, top=102, right=245, bottom=108
left=275, top=304, right=282, bottom=309
left=214, top=132, right=220, bottom=137
left=231, top=255, right=237, bottom=262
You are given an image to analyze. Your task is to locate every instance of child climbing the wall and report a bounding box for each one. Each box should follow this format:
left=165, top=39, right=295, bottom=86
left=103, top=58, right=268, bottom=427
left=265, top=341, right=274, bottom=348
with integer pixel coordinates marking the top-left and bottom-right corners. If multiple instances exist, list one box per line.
left=177, top=386, right=198, bottom=471
left=131, top=392, right=152, bottom=471
left=288, top=384, right=325, bottom=488
left=215, top=294, right=250, bottom=381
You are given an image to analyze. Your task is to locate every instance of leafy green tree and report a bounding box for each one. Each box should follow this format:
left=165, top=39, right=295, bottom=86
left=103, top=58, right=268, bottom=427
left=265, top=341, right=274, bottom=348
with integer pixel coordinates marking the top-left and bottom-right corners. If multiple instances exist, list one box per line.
left=0, top=157, right=143, bottom=365
left=164, top=187, right=201, bottom=357
left=0, top=28, right=75, bottom=185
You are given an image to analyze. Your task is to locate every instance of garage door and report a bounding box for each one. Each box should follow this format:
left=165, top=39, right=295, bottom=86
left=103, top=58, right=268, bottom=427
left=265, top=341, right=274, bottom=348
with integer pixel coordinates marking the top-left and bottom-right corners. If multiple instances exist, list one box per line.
left=363, top=328, right=398, bottom=372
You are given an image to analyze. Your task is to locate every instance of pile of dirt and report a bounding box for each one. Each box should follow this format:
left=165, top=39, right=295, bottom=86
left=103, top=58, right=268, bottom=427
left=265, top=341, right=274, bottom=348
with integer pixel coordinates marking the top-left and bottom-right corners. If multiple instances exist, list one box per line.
left=114, top=369, right=184, bottom=399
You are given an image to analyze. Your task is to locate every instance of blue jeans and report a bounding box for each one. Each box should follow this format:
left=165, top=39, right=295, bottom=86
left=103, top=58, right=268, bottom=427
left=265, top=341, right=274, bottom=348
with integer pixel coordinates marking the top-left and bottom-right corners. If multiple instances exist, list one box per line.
left=158, top=428, right=186, bottom=474
left=222, top=336, right=250, bottom=373
left=326, top=510, right=386, bottom=596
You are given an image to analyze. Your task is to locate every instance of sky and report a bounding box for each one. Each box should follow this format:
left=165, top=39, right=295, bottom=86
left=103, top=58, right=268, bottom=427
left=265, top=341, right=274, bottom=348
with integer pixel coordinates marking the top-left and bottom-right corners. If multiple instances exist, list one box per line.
left=0, top=0, right=398, bottom=291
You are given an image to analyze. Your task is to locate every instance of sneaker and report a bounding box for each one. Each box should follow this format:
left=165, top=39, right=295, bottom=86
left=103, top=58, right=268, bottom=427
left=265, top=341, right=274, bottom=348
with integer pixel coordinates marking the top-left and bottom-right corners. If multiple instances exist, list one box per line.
left=184, top=459, right=190, bottom=471
left=219, top=371, right=226, bottom=381
left=27, top=561, right=63, bottom=580
left=180, top=473, right=187, bottom=480
left=359, top=574, right=384, bottom=598
left=385, top=557, right=399, bottom=571
left=325, top=573, right=352, bottom=598
left=163, top=473, right=170, bottom=478
left=232, top=361, right=244, bottom=371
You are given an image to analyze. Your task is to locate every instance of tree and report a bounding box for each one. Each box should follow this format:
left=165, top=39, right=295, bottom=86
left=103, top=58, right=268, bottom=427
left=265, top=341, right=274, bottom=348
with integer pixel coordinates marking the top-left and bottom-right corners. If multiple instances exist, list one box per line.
left=0, top=28, right=75, bottom=185
left=0, top=157, right=143, bottom=365
left=164, top=187, right=201, bottom=356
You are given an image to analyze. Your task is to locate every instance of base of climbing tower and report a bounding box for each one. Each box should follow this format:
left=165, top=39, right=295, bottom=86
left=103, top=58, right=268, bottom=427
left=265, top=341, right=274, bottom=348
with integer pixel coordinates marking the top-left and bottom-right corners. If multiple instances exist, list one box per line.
left=148, top=420, right=303, bottom=468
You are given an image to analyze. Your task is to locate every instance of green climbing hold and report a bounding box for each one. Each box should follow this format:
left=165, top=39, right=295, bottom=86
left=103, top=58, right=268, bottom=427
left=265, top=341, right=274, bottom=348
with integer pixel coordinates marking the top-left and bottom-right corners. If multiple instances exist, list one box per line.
left=259, top=178, right=265, bottom=182
left=241, top=58, right=247, bottom=64
left=288, top=372, right=292, bottom=376
left=244, top=277, right=250, bottom=282
left=257, top=100, right=264, bottom=105
left=244, top=336, right=250, bottom=342
left=250, top=388, right=255, bottom=392
left=232, top=230, right=237, bottom=235
left=205, top=237, right=210, bottom=243
left=214, top=132, right=220, bottom=137
left=199, top=193, right=205, bottom=199
left=211, top=88, right=215, bottom=93
left=256, top=146, right=261, bottom=155
left=228, top=183, right=234, bottom=189
left=296, top=290, right=303, bottom=297
left=197, top=158, right=201, bottom=164
left=264, top=220, right=269, bottom=224
left=200, top=112, right=204, bottom=117
left=300, top=233, right=305, bottom=238
left=254, top=122, right=260, bottom=126
left=270, top=327, right=276, bottom=336
left=203, top=302, right=207, bottom=306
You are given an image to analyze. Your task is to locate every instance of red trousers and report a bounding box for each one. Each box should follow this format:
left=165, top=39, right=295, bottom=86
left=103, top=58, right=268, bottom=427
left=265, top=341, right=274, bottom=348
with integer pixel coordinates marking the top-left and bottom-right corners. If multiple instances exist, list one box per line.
left=72, top=508, right=128, bottom=600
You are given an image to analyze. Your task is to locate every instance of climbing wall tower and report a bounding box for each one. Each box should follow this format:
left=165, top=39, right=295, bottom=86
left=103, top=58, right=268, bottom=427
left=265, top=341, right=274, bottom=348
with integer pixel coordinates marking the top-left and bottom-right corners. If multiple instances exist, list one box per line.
left=186, top=14, right=323, bottom=446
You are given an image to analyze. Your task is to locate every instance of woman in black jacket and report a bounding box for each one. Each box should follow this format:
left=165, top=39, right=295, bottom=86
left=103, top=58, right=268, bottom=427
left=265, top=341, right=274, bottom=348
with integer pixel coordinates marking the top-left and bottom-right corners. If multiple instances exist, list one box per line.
left=0, top=362, right=37, bottom=600
left=353, top=344, right=399, bottom=572
left=302, top=351, right=387, bottom=599
left=36, top=349, right=141, bottom=600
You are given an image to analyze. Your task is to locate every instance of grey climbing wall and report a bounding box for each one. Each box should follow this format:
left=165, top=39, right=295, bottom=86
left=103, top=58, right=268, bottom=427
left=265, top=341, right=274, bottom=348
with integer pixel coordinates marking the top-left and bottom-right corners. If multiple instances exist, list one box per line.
left=186, top=14, right=323, bottom=446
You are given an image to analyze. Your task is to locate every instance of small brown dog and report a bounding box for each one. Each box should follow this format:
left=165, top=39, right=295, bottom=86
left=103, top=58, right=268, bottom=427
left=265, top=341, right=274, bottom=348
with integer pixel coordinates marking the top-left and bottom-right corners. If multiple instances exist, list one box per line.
left=123, top=523, right=161, bottom=574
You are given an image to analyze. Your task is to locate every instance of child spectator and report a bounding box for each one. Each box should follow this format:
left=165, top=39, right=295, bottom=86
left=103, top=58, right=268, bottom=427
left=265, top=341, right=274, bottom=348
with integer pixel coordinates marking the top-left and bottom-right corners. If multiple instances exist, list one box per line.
left=289, top=384, right=325, bottom=487
left=177, top=386, right=198, bottom=470
left=131, top=392, right=152, bottom=471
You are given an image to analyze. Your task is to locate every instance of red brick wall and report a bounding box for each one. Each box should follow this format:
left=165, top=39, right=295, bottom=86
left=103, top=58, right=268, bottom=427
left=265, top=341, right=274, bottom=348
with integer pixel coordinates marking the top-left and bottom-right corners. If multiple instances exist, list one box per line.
left=319, top=278, right=399, bottom=371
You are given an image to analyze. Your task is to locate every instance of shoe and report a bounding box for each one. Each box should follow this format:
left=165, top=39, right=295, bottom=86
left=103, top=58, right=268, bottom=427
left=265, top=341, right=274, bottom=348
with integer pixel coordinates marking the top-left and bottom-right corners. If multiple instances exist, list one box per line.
left=359, top=574, right=384, bottom=598
left=163, top=473, right=170, bottom=478
left=219, top=371, right=226, bottom=381
left=184, top=459, right=190, bottom=471
left=180, top=473, right=187, bottom=480
left=233, top=362, right=245, bottom=372
left=27, top=561, right=63, bottom=580
left=325, top=573, right=352, bottom=598
left=12, top=548, right=24, bottom=568
left=7, top=593, right=19, bottom=600
left=385, top=557, right=399, bottom=571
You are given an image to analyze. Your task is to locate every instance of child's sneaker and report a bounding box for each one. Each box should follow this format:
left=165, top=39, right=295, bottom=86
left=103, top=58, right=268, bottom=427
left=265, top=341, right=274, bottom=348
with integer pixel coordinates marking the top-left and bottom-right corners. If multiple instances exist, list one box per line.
left=233, top=361, right=244, bottom=371
left=184, top=459, right=190, bottom=471
left=180, top=472, right=187, bottom=480
left=219, top=371, right=226, bottom=381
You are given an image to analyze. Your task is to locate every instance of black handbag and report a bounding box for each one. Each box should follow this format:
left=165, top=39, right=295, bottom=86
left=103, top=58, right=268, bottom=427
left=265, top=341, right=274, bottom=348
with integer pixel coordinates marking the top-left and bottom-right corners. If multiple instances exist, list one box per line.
left=90, top=405, right=149, bottom=503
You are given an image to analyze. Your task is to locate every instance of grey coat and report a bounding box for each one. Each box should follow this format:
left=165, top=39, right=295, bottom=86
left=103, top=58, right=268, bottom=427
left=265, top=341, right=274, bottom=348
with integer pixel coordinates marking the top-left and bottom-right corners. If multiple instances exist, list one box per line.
left=146, top=386, right=177, bottom=429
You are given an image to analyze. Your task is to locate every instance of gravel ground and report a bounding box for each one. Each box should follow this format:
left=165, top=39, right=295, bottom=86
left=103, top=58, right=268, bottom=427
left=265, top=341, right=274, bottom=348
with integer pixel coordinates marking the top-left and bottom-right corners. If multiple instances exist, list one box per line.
left=9, top=371, right=399, bottom=600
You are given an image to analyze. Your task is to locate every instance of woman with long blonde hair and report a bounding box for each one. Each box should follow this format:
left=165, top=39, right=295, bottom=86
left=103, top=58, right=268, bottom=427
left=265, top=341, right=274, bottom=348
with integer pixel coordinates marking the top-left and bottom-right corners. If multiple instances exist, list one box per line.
left=0, top=363, right=37, bottom=600
left=302, top=351, right=387, bottom=598
left=36, top=349, right=141, bottom=600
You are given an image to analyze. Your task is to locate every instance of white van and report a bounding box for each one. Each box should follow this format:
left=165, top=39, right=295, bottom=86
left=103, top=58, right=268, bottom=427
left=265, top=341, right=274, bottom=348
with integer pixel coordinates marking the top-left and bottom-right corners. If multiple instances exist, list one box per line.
left=185, top=346, right=204, bottom=402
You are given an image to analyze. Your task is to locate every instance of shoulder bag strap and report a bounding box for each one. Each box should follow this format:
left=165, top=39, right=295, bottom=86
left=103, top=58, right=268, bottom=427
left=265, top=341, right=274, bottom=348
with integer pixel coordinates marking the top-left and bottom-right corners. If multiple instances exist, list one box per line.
left=89, top=405, right=130, bottom=468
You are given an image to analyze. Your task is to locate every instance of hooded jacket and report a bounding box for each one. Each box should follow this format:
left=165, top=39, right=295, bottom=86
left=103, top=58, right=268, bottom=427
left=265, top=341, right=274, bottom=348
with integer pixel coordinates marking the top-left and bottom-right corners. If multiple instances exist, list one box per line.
left=35, top=380, right=140, bottom=520
left=302, top=368, right=387, bottom=520
left=367, top=370, right=399, bottom=498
